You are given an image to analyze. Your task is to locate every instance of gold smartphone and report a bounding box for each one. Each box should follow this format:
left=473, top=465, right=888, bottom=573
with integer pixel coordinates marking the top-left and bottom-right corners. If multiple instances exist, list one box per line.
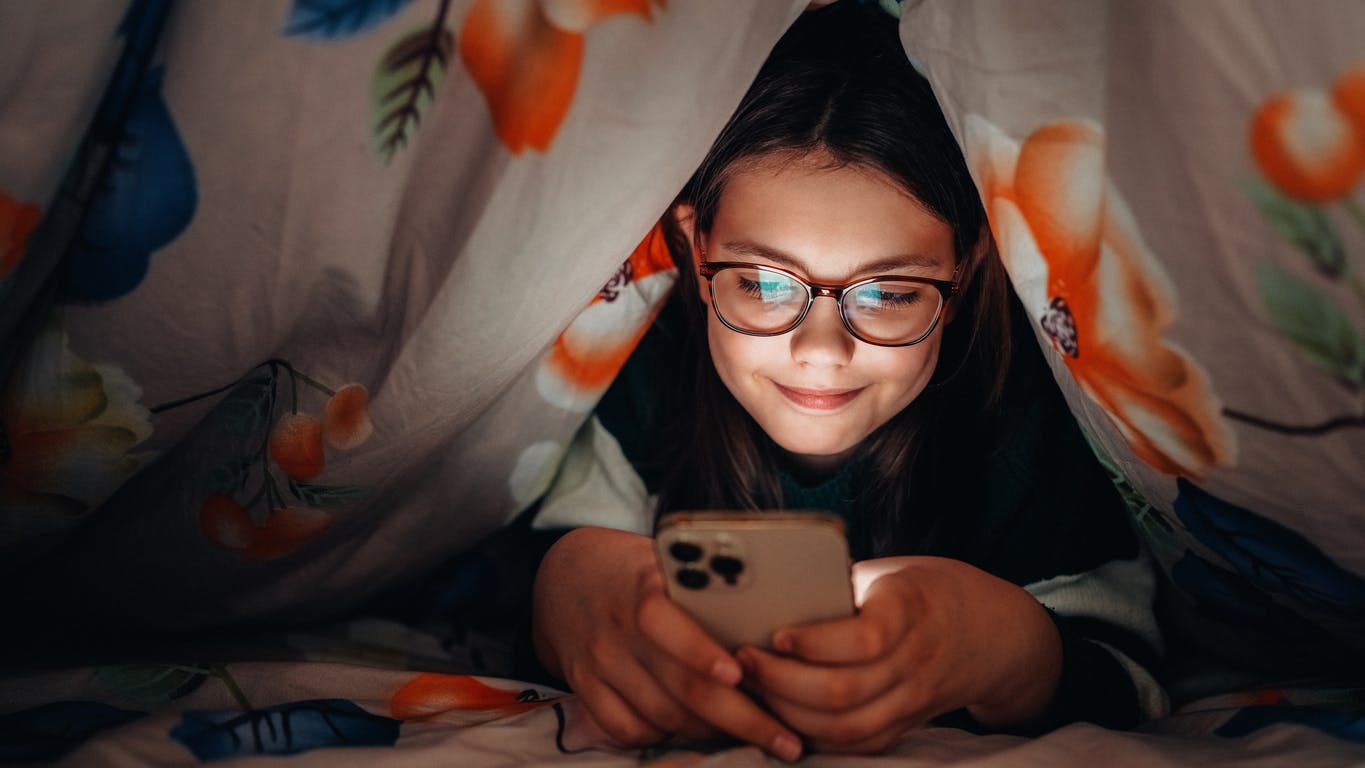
left=654, top=511, right=856, bottom=650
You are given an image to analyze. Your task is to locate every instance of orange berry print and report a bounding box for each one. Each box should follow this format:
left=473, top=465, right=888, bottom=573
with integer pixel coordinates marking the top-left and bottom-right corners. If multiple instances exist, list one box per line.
left=242, top=506, right=332, bottom=561
left=1250, top=89, right=1365, bottom=202
left=269, top=412, right=326, bottom=480
left=1, top=193, right=42, bottom=280
left=324, top=383, right=374, bottom=450
left=199, top=494, right=256, bottom=550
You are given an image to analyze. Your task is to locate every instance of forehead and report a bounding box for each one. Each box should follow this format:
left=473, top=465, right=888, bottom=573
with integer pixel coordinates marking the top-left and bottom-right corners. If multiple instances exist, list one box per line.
left=709, top=153, right=954, bottom=279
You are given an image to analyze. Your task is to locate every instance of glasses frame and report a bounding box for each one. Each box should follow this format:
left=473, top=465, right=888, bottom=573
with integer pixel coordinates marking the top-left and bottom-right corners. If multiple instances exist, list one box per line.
left=698, top=260, right=960, bottom=347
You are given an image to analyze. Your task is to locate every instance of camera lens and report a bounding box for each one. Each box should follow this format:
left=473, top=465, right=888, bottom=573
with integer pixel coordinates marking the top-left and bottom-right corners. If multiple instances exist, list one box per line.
left=677, top=567, right=709, bottom=590
left=669, top=541, right=703, bottom=563
left=710, top=555, right=744, bottom=585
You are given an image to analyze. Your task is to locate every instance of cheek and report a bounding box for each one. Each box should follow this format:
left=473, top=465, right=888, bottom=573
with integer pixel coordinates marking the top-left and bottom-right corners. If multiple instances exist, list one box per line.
left=706, top=318, right=782, bottom=399
left=878, top=341, right=943, bottom=403
left=707, top=317, right=749, bottom=385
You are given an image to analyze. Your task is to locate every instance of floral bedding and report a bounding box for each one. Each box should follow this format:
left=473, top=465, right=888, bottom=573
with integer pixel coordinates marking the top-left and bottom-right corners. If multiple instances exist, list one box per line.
left=1, top=0, right=1362, bottom=764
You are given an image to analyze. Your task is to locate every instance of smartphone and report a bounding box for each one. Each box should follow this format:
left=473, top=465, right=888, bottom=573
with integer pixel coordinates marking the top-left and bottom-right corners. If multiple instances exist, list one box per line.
left=654, top=510, right=856, bottom=650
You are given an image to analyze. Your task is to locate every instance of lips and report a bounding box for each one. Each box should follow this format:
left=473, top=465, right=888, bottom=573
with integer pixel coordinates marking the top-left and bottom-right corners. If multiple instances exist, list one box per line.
left=775, top=383, right=866, bottom=411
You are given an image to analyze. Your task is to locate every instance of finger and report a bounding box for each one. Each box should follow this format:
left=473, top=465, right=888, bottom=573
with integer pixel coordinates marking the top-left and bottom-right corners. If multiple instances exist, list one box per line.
left=636, top=590, right=743, bottom=685
left=647, top=650, right=805, bottom=763
left=773, top=586, right=911, bottom=664
left=606, top=656, right=719, bottom=741
left=572, top=674, right=667, bottom=747
left=756, top=676, right=935, bottom=749
left=736, top=645, right=897, bottom=712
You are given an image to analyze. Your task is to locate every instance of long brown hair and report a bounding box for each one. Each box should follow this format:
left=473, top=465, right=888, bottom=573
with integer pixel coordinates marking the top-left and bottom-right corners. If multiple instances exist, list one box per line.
left=656, top=1, right=1011, bottom=558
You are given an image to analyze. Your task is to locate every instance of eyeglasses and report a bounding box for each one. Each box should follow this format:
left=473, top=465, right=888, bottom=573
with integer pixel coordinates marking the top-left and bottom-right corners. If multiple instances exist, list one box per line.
left=698, top=261, right=959, bottom=347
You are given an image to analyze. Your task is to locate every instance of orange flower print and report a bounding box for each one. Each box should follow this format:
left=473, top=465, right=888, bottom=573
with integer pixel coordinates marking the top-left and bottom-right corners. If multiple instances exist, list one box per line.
left=968, top=116, right=1236, bottom=479
left=459, top=0, right=660, bottom=153
left=1250, top=84, right=1365, bottom=202
left=1, top=192, right=42, bottom=280
left=390, top=673, right=551, bottom=722
left=537, top=221, right=677, bottom=411
left=0, top=317, right=153, bottom=542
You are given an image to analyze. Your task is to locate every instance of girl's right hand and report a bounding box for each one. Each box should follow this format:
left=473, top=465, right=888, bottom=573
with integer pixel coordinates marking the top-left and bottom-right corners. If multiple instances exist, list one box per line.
left=532, top=526, right=804, bottom=762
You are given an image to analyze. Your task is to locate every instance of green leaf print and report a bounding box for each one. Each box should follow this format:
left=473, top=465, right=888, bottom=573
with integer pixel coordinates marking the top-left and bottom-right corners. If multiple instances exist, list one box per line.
left=1257, top=262, right=1365, bottom=387
left=290, top=480, right=367, bottom=507
left=96, top=664, right=208, bottom=707
left=372, top=22, right=452, bottom=162
left=1243, top=176, right=1345, bottom=277
left=210, top=457, right=252, bottom=494
left=216, top=373, right=274, bottom=436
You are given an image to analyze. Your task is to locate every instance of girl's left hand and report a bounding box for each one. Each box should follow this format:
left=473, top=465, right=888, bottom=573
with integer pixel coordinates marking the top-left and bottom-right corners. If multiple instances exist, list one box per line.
left=734, top=556, right=1062, bottom=754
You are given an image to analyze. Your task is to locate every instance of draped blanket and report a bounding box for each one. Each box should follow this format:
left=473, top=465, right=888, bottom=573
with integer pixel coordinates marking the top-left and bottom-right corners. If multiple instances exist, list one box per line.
left=1, top=1, right=1361, bottom=763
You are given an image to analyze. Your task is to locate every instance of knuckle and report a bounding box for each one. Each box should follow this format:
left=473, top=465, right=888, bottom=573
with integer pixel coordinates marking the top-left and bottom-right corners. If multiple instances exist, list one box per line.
left=673, top=669, right=714, bottom=706
left=642, top=702, right=688, bottom=734
left=860, top=622, right=891, bottom=657
left=585, top=637, right=615, bottom=668
left=587, top=704, right=654, bottom=747
left=635, top=594, right=665, bottom=634
left=823, top=673, right=860, bottom=709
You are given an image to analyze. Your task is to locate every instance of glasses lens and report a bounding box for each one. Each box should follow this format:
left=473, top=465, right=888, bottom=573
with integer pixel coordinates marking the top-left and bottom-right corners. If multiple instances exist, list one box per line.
left=842, top=279, right=943, bottom=345
left=712, top=266, right=807, bottom=334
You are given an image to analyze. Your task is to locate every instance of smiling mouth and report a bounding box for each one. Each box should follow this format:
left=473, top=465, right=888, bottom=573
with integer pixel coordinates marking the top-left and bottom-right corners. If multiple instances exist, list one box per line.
left=775, top=383, right=866, bottom=411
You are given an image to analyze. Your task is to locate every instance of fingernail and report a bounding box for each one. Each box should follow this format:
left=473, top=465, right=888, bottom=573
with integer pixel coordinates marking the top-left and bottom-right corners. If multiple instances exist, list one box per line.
left=710, top=658, right=741, bottom=685
left=772, top=732, right=802, bottom=762
left=772, top=632, right=793, bottom=654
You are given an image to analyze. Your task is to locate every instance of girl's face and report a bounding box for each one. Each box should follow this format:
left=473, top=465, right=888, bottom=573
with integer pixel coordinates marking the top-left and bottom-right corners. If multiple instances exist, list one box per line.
left=689, top=155, right=958, bottom=474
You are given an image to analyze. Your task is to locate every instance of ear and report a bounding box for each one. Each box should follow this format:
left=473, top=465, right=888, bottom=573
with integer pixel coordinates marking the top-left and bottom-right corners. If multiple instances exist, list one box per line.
left=672, top=202, right=709, bottom=305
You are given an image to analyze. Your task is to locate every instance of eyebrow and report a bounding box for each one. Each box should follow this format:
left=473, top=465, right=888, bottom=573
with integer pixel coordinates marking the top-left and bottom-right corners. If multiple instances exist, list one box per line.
left=718, top=239, right=945, bottom=276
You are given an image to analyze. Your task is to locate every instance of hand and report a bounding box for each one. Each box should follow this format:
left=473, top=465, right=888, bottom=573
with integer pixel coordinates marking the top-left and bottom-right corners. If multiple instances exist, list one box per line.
left=735, top=556, right=1062, bottom=754
left=532, top=526, right=804, bottom=761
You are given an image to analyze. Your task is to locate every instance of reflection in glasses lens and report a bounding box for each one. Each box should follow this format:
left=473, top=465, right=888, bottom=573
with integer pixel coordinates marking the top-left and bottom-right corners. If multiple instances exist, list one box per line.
left=707, top=264, right=949, bottom=347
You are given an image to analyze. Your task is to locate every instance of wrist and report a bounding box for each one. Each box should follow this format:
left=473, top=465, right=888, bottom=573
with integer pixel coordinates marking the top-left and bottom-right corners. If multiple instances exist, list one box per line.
left=965, top=597, right=1063, bottom=727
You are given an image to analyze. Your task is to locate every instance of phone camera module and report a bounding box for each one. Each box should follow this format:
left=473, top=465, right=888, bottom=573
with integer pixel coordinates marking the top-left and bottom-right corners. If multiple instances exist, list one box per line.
left=709, top=555, right=744, bottom=585
left=676, top=567, right=709, bottom=590
left=669, top=541, right=703, bottom=563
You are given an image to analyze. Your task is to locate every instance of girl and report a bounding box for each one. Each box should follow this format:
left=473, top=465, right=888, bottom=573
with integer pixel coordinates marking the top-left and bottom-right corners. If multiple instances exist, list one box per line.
left=529, top=2, right=1160, bottom=760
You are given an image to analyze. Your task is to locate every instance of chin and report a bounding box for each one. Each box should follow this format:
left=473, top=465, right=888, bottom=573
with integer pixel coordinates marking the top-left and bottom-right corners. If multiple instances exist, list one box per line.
left=768, top=429, right=863, bottom=462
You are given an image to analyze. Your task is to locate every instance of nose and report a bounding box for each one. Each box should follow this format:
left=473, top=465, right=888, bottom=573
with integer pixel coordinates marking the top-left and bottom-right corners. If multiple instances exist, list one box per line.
left=790, top=295, right=855, bottom=367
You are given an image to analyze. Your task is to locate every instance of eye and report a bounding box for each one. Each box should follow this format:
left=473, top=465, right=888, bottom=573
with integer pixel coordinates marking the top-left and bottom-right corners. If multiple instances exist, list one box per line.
left=736, top=274, right=800, bottom=303
left=852, top=283, right=926, bottom=311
